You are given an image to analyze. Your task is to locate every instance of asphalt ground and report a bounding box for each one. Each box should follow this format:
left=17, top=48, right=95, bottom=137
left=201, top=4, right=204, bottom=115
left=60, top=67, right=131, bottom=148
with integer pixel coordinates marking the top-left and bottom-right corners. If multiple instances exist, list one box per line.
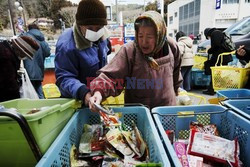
left=188, top=86, right=217, bottom=104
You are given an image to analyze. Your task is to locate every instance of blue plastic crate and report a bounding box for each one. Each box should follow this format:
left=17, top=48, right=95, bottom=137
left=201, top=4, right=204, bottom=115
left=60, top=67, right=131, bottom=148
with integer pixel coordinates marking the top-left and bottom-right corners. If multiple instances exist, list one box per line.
left=152, top=105, right=250, bottom=167
left=36, top=107, right=170, bottom=167
left=224, top=99, right=250, bottom=120
left=217, top=89, right=250, bottom=99
left=44, top=54, right=55, bottom=69
left=191, top=68, right=211, bottom=86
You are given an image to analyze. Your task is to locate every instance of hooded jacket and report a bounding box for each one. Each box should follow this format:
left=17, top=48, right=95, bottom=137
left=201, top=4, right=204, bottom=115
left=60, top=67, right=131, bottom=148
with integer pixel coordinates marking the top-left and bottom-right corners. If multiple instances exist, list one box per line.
left=207, top=30, right=233, bottom=65
left=90, top=11, right=182, bottom=108
left=55, top=24, right=110, bottom=100
left=23, top=29, right=51, bottom=81
left=178, top=36, right=194, bottom=66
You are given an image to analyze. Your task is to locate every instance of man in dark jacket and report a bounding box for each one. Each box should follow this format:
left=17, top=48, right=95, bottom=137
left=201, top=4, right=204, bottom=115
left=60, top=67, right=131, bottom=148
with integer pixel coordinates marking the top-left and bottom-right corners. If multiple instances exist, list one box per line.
left=23, top=24, right=51, bottom=99
left=203, top=28, right=233, bottom=95
left=0, top=36, right=39, bottom=102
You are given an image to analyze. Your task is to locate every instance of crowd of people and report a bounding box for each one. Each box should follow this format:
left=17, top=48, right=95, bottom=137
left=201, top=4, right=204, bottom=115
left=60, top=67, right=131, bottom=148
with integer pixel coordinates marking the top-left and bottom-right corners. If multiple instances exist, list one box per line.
left=0, top=0, right=249, bottom=109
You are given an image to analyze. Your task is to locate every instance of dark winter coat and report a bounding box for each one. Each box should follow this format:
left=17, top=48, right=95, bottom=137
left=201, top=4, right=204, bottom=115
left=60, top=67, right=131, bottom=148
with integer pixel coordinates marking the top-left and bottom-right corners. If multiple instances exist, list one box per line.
left=23, top=29, right=51, bottom=81
left=0, top=41, right=20, bottom=102
left=208, top=30, right=233, bottom=66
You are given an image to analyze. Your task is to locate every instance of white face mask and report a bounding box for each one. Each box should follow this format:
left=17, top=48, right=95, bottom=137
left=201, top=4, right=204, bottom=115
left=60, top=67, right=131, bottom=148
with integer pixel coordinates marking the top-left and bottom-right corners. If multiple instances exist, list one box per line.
left=85, top=28, right=104, bottom=42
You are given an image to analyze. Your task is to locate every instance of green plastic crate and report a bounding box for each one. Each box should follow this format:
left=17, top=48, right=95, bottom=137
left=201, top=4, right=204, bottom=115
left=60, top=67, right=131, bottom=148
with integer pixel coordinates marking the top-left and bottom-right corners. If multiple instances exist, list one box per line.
left=0, top=98, right=78, bottom=167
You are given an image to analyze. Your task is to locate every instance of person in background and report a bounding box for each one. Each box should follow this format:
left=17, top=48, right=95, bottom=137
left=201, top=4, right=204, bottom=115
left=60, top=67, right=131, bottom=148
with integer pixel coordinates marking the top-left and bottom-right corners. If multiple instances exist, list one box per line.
left=188, top=33, right=194, bottom=40
left=89, top=11, right=182, bottom=110
left=203, top=28, right=233, bottom=95
left=16, top=16, right=24, bottom=33
left=236, top=45, right=250, bottom=88
left=55, top=0, right=111, bottom=106
left=0, top=36, right=39, bottom=102
left=23, top=23, right=51, bottom=99
left=176, top=31, right=194, bottom=91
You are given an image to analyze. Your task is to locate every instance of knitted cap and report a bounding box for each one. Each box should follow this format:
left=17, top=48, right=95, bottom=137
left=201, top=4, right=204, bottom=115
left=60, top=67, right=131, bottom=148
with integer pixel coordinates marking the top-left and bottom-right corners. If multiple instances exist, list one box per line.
left=11, top=36, right=40, bottom=59
left=76, top=0, right=107, bottom=25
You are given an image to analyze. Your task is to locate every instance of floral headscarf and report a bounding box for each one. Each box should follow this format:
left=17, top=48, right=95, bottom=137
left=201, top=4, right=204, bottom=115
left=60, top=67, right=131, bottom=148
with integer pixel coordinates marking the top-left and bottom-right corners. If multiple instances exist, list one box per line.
left=134, top=11, right=167, bottom=70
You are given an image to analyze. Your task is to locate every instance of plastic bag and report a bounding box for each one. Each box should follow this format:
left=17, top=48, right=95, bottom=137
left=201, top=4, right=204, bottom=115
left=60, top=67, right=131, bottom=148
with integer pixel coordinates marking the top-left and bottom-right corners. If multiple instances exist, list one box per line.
left=187, top=130, right=241, bottom=167
left=176, top=88, right=191, bottom=105
left=19, top=60, right=39, bottom=99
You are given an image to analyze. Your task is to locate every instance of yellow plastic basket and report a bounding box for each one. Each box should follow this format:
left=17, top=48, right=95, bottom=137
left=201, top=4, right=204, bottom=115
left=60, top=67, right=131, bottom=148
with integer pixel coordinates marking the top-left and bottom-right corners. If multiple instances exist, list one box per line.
left=208, top=97, right=226, bottom=104
left=211, top=51, right=250, bottom=90
left=101, top=91, right=124, bottom=105
left=42, top=84, right=61, bottom=99
left=211, top=66, right=250, bottom=90
left=193, top=53, right=208, bottom=70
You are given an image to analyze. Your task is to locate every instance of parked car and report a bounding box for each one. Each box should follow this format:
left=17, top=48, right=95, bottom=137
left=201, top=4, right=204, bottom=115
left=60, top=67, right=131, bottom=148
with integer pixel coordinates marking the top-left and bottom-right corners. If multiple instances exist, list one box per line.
left=234, top=32, right=250, bottom=48
left=197, top=16, right=250, bottom=53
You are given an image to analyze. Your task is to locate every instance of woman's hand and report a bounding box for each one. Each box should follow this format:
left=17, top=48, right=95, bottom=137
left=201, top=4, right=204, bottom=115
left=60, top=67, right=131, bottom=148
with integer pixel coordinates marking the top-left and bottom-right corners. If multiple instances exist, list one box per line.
left=89, top=91, right=103, bottom=112
left=237, top=45, right=246, bottom=57
left=84, top=92, right=91, bottom=106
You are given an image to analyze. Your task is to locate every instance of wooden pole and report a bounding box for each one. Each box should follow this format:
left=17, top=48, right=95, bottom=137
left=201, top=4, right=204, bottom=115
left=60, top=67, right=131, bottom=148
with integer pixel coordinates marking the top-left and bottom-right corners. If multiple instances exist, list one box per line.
left=8, top=0, right=16, bottom=36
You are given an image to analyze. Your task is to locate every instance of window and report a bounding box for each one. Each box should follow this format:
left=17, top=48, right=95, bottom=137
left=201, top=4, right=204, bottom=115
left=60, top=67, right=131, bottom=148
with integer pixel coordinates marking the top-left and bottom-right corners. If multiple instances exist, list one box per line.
left=184, top=4, right=188, bottom=19
left=179, top=6, right=184, bottom=21
left=183, top=25, right=188, bottom=34
left=175, top=12, right=178, bottom=17
left=195, top=0, right=200, bottom=16
left=169, top=16, right=173, bottom=24
left=106, top=6, right=111, bottom=20
left=188, top=24, right=194, bottom=35
left=189, top=2, right=194, bottom=18
left=246, top=0, right=250, bottom=3
left=225, top=18, right=250, bottom=35
left=179, top=25, right=183, bottom=32
left=194, top=22, right=199, bottom=36
left=223, top=0, right=239, bottom=4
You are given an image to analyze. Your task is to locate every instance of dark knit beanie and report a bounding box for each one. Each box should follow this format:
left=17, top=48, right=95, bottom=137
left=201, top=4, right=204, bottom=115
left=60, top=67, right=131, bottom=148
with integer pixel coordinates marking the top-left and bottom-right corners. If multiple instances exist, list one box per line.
left=11, top=36, right=40, bottom=59
left=76, top=0, right=107, bottom=25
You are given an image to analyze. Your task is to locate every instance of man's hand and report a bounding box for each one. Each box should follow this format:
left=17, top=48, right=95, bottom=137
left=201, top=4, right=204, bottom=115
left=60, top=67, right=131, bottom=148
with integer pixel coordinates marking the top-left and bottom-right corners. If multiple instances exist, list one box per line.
left=89, top=91, right=103, bottom=112
left=237, top=45, right=246, bottom=57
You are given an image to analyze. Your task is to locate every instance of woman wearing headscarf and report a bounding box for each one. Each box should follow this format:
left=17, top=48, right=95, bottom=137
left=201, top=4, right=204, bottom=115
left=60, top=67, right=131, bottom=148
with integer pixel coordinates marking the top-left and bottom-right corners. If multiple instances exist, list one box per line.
left=89, top=11, right=182, bottom=109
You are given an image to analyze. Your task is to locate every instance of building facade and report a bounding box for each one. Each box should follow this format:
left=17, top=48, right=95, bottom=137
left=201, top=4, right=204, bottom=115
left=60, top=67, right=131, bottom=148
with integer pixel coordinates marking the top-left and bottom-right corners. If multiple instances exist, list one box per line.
left=101, top=0, right=112, bottom=21
left=167, top=0, right=250, bottom=40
